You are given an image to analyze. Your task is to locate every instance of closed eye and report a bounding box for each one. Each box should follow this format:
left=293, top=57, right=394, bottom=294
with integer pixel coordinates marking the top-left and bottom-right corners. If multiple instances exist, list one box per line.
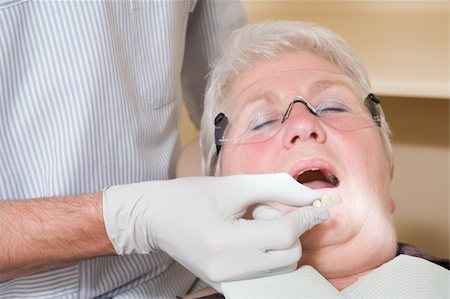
left=319, top=107, right=346, bottom=113
left=316, top=100, right=351, bottom=114
left=247, top=109, right=281, bottom=132
left=251, top=119, right=279, bottom=131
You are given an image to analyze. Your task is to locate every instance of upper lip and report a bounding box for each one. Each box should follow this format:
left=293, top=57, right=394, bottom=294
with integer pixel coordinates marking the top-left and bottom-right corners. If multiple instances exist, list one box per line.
left=288, top=158, right=340, bottom=190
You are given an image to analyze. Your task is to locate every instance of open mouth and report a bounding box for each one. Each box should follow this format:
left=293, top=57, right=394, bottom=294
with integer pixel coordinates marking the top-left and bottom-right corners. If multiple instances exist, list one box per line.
left=295, top=168, right=339, bottom=190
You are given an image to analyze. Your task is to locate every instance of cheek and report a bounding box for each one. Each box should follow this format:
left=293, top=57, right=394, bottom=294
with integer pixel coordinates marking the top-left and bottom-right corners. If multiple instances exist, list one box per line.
left=337, top=130, right=393, bottom=210
left=355, top=138, right=391, bottom=189
left=220, top=141, right=281, bottom=175
left=337, top=129, right=389, bottom=174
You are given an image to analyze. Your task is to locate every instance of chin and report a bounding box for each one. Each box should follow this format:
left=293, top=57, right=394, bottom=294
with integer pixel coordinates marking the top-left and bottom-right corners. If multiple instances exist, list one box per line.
left=301, top=208, right=352, bottom=250
left=299, top=213, right=398, bottom=280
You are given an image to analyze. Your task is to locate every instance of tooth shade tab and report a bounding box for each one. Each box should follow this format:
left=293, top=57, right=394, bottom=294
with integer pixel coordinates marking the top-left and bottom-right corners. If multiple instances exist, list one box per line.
left=312, top=194, right=342, bottom=207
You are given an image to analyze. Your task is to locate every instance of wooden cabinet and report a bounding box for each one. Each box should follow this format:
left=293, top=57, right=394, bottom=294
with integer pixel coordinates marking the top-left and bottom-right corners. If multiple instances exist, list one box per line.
left=242, top=1, right=448, bottom=99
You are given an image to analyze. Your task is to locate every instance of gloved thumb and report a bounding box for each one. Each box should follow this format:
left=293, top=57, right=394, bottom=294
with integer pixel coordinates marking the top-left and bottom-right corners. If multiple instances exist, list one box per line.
left=220, top=173, right=321, bottom=214
left=284, top=205, right=330, bottom=236
left=252, top=204, right=329, bottom=235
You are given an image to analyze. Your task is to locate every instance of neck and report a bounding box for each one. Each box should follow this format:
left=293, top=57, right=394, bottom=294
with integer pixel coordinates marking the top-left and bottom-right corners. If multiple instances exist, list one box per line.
left=326, top=268, right=374, bottom=291
left=300, top=238, right=398, bottom=291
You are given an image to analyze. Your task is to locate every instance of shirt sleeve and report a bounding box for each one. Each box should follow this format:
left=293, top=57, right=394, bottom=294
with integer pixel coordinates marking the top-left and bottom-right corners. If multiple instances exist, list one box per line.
left=181, top=0, right=248, bottom=129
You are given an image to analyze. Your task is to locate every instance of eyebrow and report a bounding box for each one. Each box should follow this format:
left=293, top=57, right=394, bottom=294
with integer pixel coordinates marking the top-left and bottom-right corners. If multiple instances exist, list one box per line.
left=229, top=75, right=358, bottom=120
left=308, top=78, right=362, bottom=106
left=233, top=96, right=272, bottom=121
left=308, top=78, right=354, bottom=95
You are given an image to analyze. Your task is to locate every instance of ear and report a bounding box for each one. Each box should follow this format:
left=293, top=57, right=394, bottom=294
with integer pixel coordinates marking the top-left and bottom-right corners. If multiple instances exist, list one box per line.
left=388, top=196, right=396, bottom=214
left=388, top=158, right=395, bottom=213
left=390, top=159, right=395, bottom=180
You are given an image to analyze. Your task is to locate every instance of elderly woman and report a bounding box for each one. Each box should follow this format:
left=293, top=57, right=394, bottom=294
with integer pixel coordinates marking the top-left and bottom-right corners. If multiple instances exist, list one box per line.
left=186, top=21, right=449, bottom=298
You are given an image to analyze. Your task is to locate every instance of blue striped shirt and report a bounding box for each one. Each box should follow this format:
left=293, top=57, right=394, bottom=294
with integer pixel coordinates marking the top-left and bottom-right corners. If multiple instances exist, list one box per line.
left=0, top=0, right=247, bottom=297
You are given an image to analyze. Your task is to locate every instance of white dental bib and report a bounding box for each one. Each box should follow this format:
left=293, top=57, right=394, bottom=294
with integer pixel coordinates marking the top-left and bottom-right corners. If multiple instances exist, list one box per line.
left=221, top=255, right=449, bottom=299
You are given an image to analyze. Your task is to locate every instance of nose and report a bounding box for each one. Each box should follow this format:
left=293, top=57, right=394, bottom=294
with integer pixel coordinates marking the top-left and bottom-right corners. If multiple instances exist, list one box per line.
left=280, top=101, right=326, bottom=147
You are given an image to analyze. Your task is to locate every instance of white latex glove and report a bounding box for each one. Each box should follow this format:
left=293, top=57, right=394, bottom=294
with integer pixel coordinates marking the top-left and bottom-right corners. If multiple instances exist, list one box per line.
left=103, top=173, right=329, bottom=291
left=249, top=203, right=326, bottom=279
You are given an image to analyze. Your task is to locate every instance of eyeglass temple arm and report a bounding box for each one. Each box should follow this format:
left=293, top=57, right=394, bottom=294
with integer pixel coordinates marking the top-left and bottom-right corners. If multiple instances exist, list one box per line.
left=365, top=93, right=382, bottom=127
left=214, top=113, right=228, bottom=155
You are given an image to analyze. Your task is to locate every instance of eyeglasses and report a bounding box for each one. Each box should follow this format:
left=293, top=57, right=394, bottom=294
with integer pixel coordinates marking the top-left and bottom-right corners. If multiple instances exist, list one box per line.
left=214, top=93, right=381, bottom=155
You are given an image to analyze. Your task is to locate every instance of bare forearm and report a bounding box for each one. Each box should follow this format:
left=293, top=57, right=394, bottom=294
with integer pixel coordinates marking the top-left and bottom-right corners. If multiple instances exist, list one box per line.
left=0, top=193, right=116, bottom=281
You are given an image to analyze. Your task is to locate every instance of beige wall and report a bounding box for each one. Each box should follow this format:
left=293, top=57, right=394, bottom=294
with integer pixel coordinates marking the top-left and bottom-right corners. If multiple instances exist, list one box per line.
left=179, top=1, right=449, bottom=258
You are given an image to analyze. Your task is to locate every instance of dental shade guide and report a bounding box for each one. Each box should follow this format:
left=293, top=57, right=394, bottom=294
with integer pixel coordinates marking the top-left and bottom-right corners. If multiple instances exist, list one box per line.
left=312, top=194, right=342, bottom=207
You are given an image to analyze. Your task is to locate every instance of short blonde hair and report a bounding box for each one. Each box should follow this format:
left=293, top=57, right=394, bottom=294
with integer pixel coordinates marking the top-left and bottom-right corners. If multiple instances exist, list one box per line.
left=200, top=21, right=391, bottom=176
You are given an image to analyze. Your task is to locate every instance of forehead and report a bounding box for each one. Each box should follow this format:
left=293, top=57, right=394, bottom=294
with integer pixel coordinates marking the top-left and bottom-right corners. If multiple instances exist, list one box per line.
left=228, top=51, right=342, bottom=98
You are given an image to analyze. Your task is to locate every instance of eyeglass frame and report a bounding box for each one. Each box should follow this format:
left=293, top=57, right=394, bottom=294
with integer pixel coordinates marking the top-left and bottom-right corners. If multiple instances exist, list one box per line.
left=214, top=93, right=381, bottom=155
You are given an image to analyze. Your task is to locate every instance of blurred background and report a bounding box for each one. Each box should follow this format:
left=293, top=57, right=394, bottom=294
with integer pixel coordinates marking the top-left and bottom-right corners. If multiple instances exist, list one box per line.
left=179, top=0, right=449, bottom=258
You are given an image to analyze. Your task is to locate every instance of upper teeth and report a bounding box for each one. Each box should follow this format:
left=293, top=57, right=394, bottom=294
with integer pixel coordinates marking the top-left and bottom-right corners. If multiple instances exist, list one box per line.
left=298, top=168, right=319, bottom=176
left=295, top=169, right=339, bottom=187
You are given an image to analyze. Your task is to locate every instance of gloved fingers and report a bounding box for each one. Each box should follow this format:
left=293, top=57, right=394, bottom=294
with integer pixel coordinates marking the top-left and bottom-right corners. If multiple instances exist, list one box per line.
left=285, top=205, right=329, bottom=236
left=259, top=239, right=302, bottom=271
left=217, top=207, right=319, bottom=252
left=252, top=204, right=284, bottom=220
left=219, top=173, right=321, bottom=213
left=210, top=240, right=302, bottom=284
left=241, top=244, right=301, bottom=280
left=223, top=205, right=328, bottom=251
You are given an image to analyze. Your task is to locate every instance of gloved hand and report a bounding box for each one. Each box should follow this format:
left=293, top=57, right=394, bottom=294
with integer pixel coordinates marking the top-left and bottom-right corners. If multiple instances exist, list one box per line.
left=246, top=202, right=328, bottom=281
left=102, top=173, right=329, bottom=291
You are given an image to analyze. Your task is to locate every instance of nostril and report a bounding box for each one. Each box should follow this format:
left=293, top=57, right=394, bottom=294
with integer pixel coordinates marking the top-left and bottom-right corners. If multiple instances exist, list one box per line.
left=283, top=109, right=327, bottom=147
left=290, top=132, right=319, bottom=144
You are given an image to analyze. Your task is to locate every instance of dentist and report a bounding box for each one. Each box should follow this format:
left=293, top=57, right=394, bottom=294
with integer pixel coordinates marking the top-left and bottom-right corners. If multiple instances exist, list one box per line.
left=0, top=1, right=327, bottom=297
